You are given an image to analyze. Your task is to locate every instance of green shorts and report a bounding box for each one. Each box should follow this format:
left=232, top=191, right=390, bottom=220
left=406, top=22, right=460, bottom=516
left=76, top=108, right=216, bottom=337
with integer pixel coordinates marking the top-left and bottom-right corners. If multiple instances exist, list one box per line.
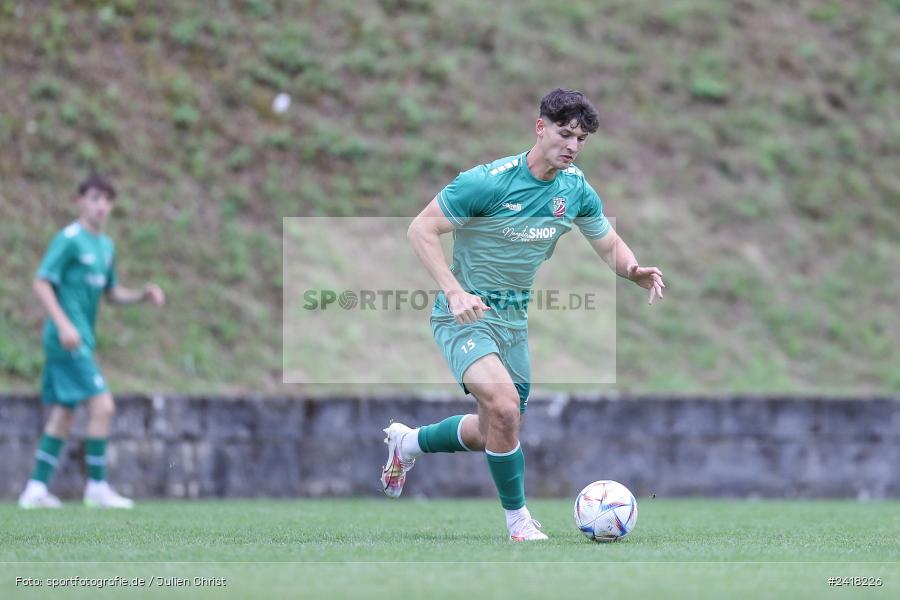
left=431, top=315, right=531, bottom=413
left=41, top=350, right=108, bottom=406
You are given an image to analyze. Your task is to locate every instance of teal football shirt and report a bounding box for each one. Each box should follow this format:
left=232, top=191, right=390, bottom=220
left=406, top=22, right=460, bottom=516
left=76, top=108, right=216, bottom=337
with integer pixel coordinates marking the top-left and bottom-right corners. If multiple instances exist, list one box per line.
left=433, top=152, right=611, bottom=329
left=36, top=221, right=117, bottom=359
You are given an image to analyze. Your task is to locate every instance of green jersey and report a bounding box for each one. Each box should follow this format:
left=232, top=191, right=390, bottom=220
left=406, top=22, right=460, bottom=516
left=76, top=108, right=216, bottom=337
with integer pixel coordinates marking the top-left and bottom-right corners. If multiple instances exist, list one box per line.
left=36, top=221, right=117, bottom=359
left=434, top=152, right=611, bottom=329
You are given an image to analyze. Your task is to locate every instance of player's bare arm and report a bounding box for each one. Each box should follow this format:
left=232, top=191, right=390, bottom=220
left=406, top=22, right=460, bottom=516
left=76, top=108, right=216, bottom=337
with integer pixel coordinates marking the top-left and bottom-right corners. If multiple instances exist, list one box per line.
left=408, top=197, right=490, bottom=324
left=33, top=278, right=80, bottom=350
left=589, top=228, right=665, bottom=305
left=107, top=283, right=166, bottom=306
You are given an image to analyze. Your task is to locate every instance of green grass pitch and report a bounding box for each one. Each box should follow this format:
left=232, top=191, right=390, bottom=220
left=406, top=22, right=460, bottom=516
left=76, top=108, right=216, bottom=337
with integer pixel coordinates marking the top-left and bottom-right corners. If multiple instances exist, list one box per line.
left=2, top=499, right=897, bottom=599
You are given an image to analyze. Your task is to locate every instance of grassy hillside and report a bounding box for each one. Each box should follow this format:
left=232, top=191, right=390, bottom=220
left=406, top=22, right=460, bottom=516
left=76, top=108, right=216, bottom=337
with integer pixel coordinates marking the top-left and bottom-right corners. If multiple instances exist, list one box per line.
left=0, top=0, right=898, bottom=394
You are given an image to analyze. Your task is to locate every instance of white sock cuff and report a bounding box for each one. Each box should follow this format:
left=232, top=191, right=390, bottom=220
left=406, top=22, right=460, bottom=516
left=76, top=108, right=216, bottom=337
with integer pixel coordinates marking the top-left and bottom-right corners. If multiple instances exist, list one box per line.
left=400, top=428, right=423, bottom=460
left=504, top=506, right=529, bottom=518
left=504, top=505, right=530, bottom=529
left=485, top=442, right=521, bottom=457
left=457, top=414, right=474, bottom=452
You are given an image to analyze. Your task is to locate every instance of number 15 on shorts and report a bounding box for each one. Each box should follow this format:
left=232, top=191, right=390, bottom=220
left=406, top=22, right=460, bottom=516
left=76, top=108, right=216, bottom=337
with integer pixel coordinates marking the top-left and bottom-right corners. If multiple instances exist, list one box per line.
left=460, top=338, right=475, bottom=354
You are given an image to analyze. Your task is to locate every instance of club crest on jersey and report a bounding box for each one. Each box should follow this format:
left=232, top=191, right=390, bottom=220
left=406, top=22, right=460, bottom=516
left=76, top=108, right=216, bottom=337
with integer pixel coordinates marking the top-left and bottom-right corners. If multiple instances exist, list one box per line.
left=552, top=197, right=567, bottom=217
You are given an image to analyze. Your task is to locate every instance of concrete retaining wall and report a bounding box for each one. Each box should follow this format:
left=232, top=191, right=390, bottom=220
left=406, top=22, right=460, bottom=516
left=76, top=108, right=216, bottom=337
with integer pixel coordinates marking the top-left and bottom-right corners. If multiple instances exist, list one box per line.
left=1, top=394, right=897, bottom=499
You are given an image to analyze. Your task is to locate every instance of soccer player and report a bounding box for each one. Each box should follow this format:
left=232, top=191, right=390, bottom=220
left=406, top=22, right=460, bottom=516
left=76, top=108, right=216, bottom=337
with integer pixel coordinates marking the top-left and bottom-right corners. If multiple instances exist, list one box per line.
left=381, top=89, right=665, bottom=541
left=17, top=175, right=166, bottom=509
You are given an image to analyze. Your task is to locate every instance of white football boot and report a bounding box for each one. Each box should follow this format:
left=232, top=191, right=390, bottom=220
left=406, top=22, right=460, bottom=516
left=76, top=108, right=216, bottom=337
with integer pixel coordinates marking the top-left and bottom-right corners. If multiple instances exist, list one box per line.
left=380, top=422, right=416, bottom=498
left=18, top=480, right=62, bottom=509
left=508, top=516, right=549, bottom=542
left=84, top=480, right=134, bottom=509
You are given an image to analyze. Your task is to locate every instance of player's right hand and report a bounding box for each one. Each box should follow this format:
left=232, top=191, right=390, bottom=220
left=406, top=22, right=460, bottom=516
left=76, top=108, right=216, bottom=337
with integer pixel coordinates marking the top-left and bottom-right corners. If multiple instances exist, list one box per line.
left=447, top=290, right=491, bottom=324
left=58, top=322, right=81, bottom=350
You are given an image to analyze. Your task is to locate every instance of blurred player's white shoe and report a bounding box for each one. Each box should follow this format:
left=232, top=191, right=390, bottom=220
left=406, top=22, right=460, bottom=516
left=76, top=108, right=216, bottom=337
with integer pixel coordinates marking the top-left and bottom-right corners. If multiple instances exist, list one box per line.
left=18, top=480, right=62, bottom=509
left=508, top=517, right=549, bottom=542
left=84, top=480, right=134, bottom=509
left=380, top=422, right=416, bottom=498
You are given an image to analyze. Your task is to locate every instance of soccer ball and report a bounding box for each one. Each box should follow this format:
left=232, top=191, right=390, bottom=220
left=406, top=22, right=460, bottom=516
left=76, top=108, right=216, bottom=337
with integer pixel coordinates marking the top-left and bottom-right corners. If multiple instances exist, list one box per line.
left=574, top=480, right=638, bottom=542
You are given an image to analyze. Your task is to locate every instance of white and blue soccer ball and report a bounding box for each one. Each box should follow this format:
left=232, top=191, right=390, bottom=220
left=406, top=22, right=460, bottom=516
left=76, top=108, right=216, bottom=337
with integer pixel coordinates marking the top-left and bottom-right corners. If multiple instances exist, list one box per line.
left=574, top=480, right=638, bottom=542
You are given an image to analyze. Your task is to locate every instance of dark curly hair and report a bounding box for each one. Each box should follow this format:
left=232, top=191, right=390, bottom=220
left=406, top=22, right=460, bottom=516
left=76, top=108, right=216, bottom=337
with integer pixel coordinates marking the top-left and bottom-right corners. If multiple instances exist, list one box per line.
left=77, top=174, right=117, bottom=200
left=539, top=88, right=599, bottom=133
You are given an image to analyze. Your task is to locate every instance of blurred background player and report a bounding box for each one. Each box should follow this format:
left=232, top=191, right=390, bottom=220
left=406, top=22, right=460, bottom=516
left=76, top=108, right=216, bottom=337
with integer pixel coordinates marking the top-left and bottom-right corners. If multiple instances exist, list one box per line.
left=383, top=89, right=665, bottom=541
left=18, top=175, right=166, bottom=509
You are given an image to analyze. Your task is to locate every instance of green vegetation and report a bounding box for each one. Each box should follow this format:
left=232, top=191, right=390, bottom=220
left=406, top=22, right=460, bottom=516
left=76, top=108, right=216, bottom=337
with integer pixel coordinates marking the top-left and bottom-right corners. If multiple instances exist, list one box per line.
left=0, top=0, right=897, bottom=394
left=1, top=499, right=898, bottom=598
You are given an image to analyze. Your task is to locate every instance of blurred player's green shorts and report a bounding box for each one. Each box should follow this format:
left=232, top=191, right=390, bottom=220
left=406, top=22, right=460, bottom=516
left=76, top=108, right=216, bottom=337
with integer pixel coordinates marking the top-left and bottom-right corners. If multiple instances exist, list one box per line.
left=431, top=315, right=531, bottom=413
left=41, top=349, right=108, bottom=406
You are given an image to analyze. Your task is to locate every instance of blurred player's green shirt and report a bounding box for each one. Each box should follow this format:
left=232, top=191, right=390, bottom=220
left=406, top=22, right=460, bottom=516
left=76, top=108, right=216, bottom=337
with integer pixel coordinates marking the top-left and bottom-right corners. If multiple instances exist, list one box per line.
left=434, top=152, right=611, bottom=329
left=36, top=221, right=117, bottom=360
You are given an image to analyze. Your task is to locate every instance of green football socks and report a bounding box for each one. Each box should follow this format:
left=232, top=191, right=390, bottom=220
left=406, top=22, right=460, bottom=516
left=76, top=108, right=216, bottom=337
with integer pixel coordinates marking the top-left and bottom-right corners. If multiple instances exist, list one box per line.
left=417, top=415, right=471, bottom=453
left=85, top=437, right=107, bottom=481
left=31, top=434, right=64, bottom=484
left=486, top=443, right=526, bottom=510
left=416, top=415, right=527, bottom=510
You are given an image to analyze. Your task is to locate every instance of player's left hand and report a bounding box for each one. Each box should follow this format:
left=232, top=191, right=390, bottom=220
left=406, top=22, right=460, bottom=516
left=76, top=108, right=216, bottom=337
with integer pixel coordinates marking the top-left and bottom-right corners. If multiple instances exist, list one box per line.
left=627, top=265, right=665, bottom=305
left=143, top=283, right=166, bottom=306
